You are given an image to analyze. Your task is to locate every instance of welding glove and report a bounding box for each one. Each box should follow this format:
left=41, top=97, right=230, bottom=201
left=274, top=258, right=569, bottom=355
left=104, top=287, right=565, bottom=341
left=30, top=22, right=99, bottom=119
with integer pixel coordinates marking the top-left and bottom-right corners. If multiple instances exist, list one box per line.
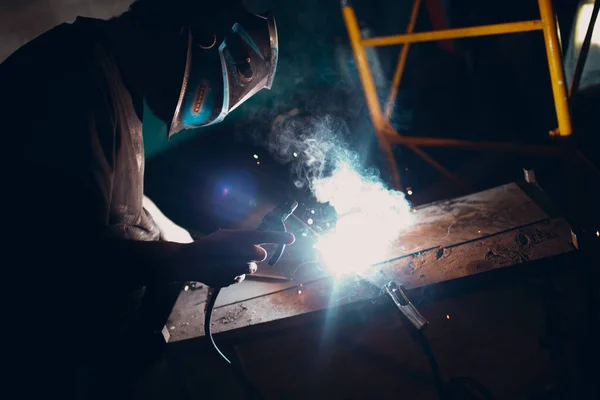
left=175, top=229, right=295, bottom=287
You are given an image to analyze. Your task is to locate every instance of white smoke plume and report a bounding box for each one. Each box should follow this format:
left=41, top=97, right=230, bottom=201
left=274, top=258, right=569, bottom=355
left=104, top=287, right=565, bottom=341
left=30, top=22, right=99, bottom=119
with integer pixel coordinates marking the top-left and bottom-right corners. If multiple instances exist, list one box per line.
left=268, top=110, right=356, bottom=190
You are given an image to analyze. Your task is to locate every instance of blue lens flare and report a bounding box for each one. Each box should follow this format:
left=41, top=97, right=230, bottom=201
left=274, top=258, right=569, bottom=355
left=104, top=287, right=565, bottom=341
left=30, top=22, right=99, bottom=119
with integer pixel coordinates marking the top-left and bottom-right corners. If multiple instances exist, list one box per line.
left=211, top=171, right=258, bottom=222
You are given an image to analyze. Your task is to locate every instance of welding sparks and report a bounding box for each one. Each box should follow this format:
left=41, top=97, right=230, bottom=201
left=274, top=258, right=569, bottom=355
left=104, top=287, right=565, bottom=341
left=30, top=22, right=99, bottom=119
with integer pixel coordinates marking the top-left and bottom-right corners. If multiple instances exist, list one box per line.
left=312, top=162, right=414, bottom=275
left=267, top=116, right=414, bottom=276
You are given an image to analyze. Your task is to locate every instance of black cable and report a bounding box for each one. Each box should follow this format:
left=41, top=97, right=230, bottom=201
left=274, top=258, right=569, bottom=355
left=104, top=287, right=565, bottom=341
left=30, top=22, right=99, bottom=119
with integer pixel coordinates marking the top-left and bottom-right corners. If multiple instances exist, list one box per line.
left=416, top=330, right=447, bottom=400
left=204, top=288, right=232, bottom=363
left=204, top=287, right=265, bottom=400
left=415, top=329, right=493, bottom=400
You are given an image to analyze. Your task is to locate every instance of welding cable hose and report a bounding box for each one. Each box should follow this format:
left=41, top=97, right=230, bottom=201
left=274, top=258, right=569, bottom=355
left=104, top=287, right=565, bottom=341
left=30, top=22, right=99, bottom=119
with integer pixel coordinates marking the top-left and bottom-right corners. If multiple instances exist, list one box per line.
left=415, top=329, right=493, bottom=400
left=204, top=287, right=265, bottom=400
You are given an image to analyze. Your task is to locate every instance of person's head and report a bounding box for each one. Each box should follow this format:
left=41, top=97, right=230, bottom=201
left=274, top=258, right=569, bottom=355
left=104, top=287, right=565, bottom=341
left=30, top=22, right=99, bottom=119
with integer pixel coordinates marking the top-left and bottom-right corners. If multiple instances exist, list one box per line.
left=123, top=0, right=278, bottom=137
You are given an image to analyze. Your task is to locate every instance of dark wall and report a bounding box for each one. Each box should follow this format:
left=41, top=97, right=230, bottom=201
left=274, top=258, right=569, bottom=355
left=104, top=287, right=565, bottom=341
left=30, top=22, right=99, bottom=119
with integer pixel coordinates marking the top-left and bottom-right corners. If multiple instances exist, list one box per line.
left=143, top=0, right=588, bottom=233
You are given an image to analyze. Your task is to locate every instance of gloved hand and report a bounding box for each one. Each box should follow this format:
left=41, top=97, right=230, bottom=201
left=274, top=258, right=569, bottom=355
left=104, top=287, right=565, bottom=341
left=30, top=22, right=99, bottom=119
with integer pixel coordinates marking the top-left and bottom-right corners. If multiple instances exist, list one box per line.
left=175, top=229, right=295, bottom=287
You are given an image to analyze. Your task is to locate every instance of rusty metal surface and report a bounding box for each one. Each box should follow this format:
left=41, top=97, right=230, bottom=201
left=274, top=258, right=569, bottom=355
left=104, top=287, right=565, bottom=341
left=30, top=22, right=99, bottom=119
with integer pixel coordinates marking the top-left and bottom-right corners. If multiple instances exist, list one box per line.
left=394, top=183, right=549, bottom=254
left=167, top=183, right=573, bottom=342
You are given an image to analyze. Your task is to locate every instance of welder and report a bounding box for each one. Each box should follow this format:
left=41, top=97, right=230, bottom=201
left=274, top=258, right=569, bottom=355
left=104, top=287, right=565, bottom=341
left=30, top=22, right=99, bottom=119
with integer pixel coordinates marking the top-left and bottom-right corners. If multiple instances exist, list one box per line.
left=0, top=0, right=293, bottom=398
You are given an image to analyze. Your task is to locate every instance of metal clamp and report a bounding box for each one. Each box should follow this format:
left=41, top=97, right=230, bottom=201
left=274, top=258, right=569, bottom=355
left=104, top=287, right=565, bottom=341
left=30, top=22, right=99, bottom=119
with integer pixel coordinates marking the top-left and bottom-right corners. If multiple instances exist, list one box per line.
left=384, top=281, right=429, bottom=330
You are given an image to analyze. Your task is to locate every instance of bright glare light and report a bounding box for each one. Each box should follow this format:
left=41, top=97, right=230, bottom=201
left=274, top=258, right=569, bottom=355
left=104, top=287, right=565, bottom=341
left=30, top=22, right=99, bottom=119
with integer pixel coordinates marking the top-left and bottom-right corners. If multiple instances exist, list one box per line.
left=575, top=4, right=600, bottom=45
left=293, top=152, right=298, bottom=158
left=307, top=218, right=314, bottom=225
left=312, top=162, right=414, bottom=275
left=407, top=189, right=413, bottom=195
left=253, top=154, right=259, bottom=159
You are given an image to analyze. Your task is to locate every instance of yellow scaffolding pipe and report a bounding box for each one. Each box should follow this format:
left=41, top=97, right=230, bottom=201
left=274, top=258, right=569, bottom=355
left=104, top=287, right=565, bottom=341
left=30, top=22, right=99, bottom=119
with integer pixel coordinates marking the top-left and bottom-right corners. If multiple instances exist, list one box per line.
left=383, top=0, right=422, bottom=121
left=538, top=0, right=572, bottom=137
left=342, top=0, right=573, bottom=192
left=342, top=5, right=403, bottom=190
left=383, top=126, right=561, bottom=155
left=361, top=20, right=543, bottom=47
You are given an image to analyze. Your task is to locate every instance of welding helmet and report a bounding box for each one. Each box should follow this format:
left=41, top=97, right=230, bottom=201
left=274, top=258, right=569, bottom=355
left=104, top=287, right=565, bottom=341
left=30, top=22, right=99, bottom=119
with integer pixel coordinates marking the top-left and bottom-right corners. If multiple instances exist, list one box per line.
left=168, top=12, right=278, bottom=137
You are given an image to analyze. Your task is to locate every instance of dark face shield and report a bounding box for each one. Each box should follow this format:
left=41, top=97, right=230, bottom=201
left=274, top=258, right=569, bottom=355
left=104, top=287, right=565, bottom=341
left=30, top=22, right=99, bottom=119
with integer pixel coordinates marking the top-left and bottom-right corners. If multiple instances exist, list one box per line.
left=168, top=14, right=278, bottom=137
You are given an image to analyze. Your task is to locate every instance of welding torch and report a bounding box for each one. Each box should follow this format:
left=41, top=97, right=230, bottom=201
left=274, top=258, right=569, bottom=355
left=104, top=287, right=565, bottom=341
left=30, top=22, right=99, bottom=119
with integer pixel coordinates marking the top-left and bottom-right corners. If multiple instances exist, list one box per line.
left=204, top=201, right=298, bottom=362
left=255, top=200, right=298, bottom=265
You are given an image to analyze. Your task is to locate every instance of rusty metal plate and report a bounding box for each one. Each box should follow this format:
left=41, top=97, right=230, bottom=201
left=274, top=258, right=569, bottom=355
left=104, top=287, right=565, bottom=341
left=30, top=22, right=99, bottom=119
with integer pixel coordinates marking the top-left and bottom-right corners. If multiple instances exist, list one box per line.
left=167, top=183, right=572, bottom=342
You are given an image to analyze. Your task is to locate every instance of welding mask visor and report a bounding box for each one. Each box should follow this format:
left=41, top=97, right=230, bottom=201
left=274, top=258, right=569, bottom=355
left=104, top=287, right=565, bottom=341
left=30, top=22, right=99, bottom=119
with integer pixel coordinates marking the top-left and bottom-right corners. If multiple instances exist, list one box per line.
left=168, top=13, right=278, bottom=137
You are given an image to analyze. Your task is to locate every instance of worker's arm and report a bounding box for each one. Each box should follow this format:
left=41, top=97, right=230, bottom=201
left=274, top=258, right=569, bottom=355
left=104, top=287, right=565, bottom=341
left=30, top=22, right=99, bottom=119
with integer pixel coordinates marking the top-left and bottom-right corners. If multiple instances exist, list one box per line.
left=77, top=229, right=295, bottom=289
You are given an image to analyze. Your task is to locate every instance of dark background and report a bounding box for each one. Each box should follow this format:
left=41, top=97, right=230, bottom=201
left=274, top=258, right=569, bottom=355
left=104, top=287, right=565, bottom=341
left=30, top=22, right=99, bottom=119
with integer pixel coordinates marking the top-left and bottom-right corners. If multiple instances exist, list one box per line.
left=2, top=0, right=596, bottom=236
left=140, top=0, right=597, bottom=236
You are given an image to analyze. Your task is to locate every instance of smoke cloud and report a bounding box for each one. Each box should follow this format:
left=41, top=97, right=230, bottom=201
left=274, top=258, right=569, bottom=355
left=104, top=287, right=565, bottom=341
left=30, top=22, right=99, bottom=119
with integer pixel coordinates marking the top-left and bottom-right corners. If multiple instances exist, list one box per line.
left=265, top=109, right=415, bottom=273
left=267, top=110, right=358, bottom=190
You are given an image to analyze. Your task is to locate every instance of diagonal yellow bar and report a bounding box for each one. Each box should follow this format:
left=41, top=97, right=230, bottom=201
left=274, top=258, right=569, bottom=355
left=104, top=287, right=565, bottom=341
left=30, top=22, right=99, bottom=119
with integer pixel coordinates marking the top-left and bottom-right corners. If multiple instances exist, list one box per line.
left=362, top=20, right=543, bottom=47
left=384, top=0, right=422, bottom=121
left=342, top=5, right=403, bottom=190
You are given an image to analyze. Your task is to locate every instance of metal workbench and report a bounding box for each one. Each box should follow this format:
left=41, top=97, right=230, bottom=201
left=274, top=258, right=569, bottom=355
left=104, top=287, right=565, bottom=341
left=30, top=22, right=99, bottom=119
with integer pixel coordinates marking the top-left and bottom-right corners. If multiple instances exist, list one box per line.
left=166, top=181, right=575, bottom=343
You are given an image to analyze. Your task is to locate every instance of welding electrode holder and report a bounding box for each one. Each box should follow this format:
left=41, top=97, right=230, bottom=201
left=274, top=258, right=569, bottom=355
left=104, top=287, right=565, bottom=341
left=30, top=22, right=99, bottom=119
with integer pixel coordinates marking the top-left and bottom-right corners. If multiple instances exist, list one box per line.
left=255, top=200, right=298, bottom=266
left=384, top=281, right=428, bottom=331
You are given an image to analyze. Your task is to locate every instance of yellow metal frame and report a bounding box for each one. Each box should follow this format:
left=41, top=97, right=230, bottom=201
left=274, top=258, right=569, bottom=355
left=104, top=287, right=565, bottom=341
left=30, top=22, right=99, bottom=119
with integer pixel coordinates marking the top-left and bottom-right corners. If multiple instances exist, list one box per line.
left=342, top=0, right=572, bottom=190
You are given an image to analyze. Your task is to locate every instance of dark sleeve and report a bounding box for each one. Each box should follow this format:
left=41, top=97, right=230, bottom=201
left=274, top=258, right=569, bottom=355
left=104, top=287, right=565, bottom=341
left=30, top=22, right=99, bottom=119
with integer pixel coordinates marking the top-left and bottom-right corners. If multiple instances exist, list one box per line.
left=2, top=39, right=138, bottom=281
left=1, top=38, right=185, bottom=375
left=34, top=71, right=116, bottom=230
left=2, top=29, right=116, bottom=234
